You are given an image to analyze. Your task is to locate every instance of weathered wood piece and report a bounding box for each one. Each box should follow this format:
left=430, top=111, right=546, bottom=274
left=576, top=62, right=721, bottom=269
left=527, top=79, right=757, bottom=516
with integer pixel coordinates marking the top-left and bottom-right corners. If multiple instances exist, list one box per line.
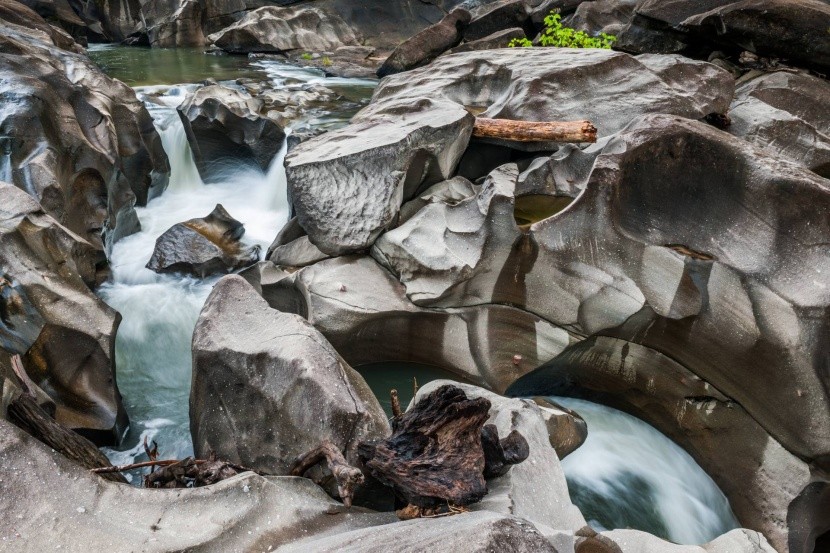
left=481, top=424, right=530, bottom=478
left=358, top=384, right=492, bottom=508
left=290, top=440, right=365, bottom=507
left=7, top=393, right=127, bottom=484
left=473, top=118, right=598, bottom=143
left=144, top=456, right=243, bottom=488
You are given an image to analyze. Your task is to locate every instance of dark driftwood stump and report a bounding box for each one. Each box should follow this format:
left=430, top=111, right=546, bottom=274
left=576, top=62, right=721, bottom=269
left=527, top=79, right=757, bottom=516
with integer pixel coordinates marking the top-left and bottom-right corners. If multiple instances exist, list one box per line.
left=290, top=440, right=365, bottom=507
left=481, top=425, right=530, bottom=478
left=7, top=393, right=128, bottom=484
left=358, top=384, right=492, bottom=508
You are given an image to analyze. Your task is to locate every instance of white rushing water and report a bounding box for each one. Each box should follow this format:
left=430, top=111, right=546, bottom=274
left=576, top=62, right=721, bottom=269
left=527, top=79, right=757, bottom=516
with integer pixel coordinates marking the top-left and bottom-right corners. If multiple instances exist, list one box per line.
left=554, top=397, right=739, bottom=544
left=99, top=84, right=290, bottom=471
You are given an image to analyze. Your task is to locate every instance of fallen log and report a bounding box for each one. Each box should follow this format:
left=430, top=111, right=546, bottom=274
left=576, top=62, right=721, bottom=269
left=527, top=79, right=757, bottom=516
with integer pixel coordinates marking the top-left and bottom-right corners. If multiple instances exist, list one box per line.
left=8, top=393, right=127, bottom=484
left=290, top=440, right=365, bottom=507
left=473, top=118, right=597, bottom=143
left=358, top=385, right=491, bottom=508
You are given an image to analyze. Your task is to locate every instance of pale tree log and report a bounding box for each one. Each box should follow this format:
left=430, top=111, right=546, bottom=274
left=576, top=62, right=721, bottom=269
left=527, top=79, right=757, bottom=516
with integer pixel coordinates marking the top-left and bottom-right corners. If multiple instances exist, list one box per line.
left=473, top=118, right=597, bottom=143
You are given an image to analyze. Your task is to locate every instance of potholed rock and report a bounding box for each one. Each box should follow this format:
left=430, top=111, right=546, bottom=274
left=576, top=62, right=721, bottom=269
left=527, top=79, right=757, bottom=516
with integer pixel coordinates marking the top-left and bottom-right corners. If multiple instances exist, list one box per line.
left=0, top=0, right=169, bottom=252
left=208, top=6, right=359, bottom=54
left=286, top=98, right=474, bottom=255
left=190, top=275, right=390, bottom=478
left=146, top=204, right=260, bottom=278
left=177, top=84, right=286, bottom=182
left=255, top=255, right=572, bottom=393
left=0, top=182, right=126, bottom=443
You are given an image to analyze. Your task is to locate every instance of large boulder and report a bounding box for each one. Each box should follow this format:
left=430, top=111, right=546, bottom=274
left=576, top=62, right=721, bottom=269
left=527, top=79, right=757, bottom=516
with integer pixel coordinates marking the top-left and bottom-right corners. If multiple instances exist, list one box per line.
left=365, top=48, right=733, bottom=138
left=377, top=8, right=472, bottom=78
left=463, top=0, right=535, bottom=42
left=251, top=255, right=573, bottom=393
left=728, top=71, right=830, bottom=177
left=508, top=336, right=829, bottom=553
left=208, top=6, right=359, bottom=53
left=177, top=84, right=286, bottom=182
left=286, top=98, right=474, bottom=255
left=146, top=204, right=261, bottom=277
left=190, top=275, right=390, bottom=480
left=0, top=183, right=126, bottom=443
left=0, top=0, right=169, bottom=253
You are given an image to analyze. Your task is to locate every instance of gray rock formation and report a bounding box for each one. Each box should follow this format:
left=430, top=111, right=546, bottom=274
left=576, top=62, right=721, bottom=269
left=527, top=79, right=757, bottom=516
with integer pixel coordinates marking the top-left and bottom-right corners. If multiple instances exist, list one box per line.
left=579, top=527, right=777, bottom=553
left=177, top=84, right=286, bottom=182
left=208, top=6, right=359, bottom=53
left=255, top=255, right=573, bottom=393
left=286, top=98, right=474, bottom=255
left=447, top=27, right=527, bottom=54
left=508, top=336, right=829, bottom=553
left=146, top=204, right=261, bottom=277
left=0, top=183, right=126, bottom=444
left=279, top=510, right=558, bottom=552
left=0, top=417, right=395, bottom=551
left=0, top=0, right=169, bottom=253
left=377, top=8, right=471, bottom=78
left=366, top=48, right=733, bottom=137
left=190, top=275, right=390, bottom=479
left=464, top=0, right=534, bottom=41
left=728, top=71, right=830, bottom=177
left=562, top=0, right=637, bottom=37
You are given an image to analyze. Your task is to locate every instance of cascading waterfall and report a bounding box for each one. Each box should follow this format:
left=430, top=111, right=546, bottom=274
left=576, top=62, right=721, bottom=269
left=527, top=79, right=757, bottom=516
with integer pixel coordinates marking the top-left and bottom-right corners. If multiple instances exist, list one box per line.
left=554, top=397, right=739, bottom=544
left=99, top=84, right=290, bottom=472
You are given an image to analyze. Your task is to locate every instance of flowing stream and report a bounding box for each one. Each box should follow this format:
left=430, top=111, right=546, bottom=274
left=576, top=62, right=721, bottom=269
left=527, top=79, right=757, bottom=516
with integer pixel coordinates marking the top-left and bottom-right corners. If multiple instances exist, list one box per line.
left=90, top=48, right=739, bottom=543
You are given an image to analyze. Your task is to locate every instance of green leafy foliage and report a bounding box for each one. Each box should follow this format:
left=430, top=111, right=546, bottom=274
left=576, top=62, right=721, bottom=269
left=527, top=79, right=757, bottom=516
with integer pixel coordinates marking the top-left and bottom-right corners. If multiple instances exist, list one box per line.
left=508, top=12, right=616, bottom=49
left=300, top=52, right=313, bottom=60
left=321, top=56, right=333, bottom=67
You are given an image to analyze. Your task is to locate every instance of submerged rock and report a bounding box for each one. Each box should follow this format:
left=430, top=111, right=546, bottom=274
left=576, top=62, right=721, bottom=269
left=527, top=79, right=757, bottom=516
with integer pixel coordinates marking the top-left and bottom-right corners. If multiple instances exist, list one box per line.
left=146, top=204, right=260, bottom=278
left=0, top=0, right=169, bottom=253
left=0, top=183, right=126, bottom=444
left=177, top=84, right=286, bottom=182
left=190, top=275, right=390, bottom=481
left=208, top=6, right=359, bottom=54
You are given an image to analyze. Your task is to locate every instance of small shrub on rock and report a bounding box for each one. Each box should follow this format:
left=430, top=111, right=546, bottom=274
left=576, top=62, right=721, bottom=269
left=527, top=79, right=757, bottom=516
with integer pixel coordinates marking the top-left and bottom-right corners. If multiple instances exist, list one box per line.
left=509, top=12, right=615, bottom=49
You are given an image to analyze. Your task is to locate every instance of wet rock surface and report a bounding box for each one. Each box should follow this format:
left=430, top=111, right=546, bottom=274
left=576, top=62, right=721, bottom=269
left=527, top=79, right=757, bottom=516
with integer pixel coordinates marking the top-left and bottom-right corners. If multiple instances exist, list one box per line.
left=0, top=0, right=169, bottom=253
left=146, top=204, right=261, bottom=277
left=178, top=84, right=286, bottom=181
left=0, top=183, right=126, bottom=444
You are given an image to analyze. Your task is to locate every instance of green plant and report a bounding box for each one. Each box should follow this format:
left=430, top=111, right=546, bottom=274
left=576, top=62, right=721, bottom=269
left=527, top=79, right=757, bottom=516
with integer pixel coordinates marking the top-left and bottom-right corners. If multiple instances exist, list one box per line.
left=321, top=56, right=333, bottom=67
left=300, top=52, right=313, bottom=60
left=508, top=11, right=616, bottom=49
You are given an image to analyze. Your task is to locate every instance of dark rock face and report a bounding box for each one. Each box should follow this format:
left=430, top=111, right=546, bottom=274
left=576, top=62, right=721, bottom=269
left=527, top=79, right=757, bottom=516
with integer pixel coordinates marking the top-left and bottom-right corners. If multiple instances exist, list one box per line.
left=562, top=0, right=637, bottom=36
left=0, top=1, right=169, bottom=253
left=464, top=0, right=533, bottom=42
left=447, top=27, right=527, bottom=54
left=177, top=84, right=286, bottom=182
left=286, top=98, right=474, bottom=255
left=190, top=275, right=390, bottom=476
left=146, top=205, right=260, bottom=277
left=377, top=8, right=471, bottom=78
left=208, top=6, right=359, bottom=53
left=681, top=0, right=830, bottom=74
left=0, top=183, right=126, bottom=444
left=729, top=71, right=830, bottom=177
